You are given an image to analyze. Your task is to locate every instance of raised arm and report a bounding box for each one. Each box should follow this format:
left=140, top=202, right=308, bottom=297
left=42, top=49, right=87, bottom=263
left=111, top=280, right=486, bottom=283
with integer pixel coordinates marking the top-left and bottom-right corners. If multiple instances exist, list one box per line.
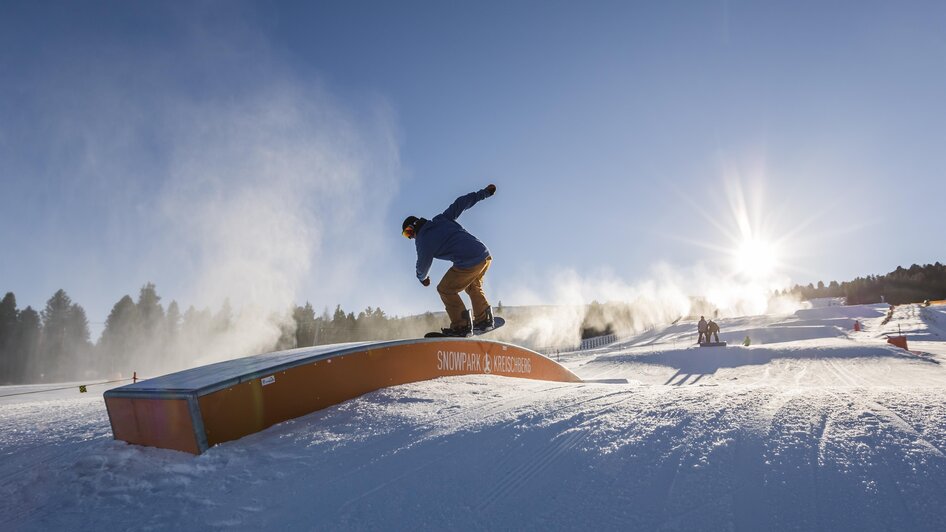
left=440, top=184, right=496, bottom=221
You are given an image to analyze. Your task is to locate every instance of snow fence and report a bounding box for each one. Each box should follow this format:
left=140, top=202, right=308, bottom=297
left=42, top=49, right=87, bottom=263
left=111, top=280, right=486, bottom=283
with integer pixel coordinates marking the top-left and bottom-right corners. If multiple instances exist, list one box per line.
left=104, top=338, right=582, bottom=454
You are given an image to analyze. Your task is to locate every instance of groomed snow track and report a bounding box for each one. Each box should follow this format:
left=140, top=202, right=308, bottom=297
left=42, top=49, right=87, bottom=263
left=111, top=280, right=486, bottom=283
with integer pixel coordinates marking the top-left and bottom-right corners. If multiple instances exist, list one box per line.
left=104, top=338, right=581, bottom=454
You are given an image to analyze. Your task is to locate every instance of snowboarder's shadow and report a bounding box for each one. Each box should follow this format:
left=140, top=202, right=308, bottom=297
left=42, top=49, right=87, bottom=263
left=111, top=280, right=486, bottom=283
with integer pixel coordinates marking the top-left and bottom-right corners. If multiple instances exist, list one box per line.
left=664, top=370, right=708, bottom=386
left=655, top=348, right=771, bottom=382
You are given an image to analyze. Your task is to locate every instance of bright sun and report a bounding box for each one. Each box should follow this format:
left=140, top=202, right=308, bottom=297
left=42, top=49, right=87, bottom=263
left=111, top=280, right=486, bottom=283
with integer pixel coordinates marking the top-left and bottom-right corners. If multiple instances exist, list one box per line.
left=734, top=238, right=778, bottom=278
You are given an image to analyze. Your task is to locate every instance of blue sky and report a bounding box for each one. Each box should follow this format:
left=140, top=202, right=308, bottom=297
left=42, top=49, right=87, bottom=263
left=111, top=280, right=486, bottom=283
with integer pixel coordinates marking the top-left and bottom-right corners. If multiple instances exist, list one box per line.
left=2, top=1, right=945, bottom=332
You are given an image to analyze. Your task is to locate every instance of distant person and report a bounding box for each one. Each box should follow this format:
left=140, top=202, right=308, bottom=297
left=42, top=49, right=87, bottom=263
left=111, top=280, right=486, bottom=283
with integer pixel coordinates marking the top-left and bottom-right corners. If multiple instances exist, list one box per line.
left=707, top=320, right=720, bottom=343
left=403, top=184, right=497, bottom=336
left=697, top=316, right=707, bottom=344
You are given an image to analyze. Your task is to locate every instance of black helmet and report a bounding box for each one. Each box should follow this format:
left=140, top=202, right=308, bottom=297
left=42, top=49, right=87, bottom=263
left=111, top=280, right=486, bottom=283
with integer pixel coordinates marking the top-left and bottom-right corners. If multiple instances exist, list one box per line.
left=402, top=216, right=419, bottom=232
left=402, top=216, right=424, bottom=239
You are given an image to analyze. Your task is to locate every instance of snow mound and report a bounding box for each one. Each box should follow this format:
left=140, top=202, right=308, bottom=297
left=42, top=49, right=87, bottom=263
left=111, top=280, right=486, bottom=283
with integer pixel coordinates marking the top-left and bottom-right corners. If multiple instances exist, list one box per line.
left=2, top=303, right=946, bottom=530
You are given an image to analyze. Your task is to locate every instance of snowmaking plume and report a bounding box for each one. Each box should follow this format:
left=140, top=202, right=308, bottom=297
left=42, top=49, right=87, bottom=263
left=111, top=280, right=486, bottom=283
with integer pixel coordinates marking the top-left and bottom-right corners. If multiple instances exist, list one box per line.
left=156, top=83, right=400, bottom=369
left=3, top=4, right=402, bottom=379
left=494, top=262, right=804, bottom=349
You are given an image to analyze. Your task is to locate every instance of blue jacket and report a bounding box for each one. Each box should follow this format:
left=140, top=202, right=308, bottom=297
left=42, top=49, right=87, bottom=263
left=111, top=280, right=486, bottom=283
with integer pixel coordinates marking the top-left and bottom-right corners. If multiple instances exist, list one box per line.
left=415, top=188, right=492, bottom=281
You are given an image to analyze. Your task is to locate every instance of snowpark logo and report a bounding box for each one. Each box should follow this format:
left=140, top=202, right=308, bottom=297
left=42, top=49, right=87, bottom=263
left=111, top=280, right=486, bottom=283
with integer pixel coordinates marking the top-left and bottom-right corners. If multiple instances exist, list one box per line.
left=436, top=350, right=532, bottom=375
left=437, top=350, right=483, bottom=372
left=491, top=354, right=532, bottom=374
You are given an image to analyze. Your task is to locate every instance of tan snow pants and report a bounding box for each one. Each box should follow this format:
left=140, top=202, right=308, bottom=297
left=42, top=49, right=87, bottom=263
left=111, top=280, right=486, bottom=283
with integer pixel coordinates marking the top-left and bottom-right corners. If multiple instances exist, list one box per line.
left=438, top=257, right=492, bottom=328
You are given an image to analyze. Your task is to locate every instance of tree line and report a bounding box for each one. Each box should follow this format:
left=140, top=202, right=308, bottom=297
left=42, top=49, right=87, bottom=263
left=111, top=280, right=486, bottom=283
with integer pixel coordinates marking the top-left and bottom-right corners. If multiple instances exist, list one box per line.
left=5, top=262, right=942, bottom=384
left=784, top=262, right=946, bottom=305
left=0, top=283, right=456, bottom=385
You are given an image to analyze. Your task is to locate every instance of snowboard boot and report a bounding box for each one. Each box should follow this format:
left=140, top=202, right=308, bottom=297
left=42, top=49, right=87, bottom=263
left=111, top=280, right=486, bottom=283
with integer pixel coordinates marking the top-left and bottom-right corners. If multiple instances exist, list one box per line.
left=441, top=310, right=474, bottom=337
left=473, top=307, right=495, bottom=332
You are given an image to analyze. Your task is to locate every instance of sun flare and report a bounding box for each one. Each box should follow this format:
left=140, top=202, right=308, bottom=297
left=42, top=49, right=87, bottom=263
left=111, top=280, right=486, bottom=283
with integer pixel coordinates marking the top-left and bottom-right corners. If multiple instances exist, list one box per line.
left=677, top=170, right=806, bottom=317
left=734, top=237, right=778, bottom=278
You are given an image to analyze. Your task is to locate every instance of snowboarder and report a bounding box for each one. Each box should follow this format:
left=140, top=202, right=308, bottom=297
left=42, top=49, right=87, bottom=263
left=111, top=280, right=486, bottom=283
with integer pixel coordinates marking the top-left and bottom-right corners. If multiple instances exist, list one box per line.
left=403, top=184, right=497, bottom=336
left=707, top=320, right=720, bottom=343
left=697, top=316, right=707, bottom=344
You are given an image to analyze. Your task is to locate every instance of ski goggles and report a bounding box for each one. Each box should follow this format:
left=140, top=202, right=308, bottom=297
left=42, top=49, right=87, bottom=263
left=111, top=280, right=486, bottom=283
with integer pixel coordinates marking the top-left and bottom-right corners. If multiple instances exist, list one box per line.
left=402, top=225, right=415, bottom=239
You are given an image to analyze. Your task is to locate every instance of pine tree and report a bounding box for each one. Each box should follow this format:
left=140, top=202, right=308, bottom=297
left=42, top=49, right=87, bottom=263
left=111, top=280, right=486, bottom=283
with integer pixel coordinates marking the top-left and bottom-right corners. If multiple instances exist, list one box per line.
left=294, top=302, right=316, bottom=347
left=68, top=303, right=92, bottom=379
left=99, top=295, right=139, bottom=376
left=39, top=289, right=91, bottom=382
left=136, top=283, right=165, bottom=339
left=0, top=292, right=18, bottom=383
left=166, top=301, right=181, bottom=339
left=40, top=289, right=73, bottom=379
left=134, top=283, right=167, bottom=374
left=328, top=305, right=347, bottom=343
left=68, top=304, right=91, bottom=346
left=15, top=307, right=41, bottom=383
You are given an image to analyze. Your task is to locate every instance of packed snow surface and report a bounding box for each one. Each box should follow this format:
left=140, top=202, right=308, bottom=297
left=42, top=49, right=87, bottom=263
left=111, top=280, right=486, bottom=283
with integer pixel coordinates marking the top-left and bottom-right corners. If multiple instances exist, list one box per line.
left=3, top=303, right=946, bottom=530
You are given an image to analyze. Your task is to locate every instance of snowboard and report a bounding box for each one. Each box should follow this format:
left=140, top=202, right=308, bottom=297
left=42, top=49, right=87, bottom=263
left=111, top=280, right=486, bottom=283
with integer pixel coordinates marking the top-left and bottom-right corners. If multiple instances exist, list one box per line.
left=424, top=316, right=505, bottom=338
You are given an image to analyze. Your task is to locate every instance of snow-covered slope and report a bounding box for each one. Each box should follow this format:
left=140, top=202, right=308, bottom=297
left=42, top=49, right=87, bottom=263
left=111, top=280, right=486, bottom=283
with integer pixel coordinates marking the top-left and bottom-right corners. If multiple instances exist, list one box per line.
left=3, top=304, right=946, bottom=530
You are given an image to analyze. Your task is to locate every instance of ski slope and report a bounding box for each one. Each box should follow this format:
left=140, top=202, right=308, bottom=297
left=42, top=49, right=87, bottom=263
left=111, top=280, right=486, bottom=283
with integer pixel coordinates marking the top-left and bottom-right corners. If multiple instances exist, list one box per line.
left=3, top=303, right=946, bottom=530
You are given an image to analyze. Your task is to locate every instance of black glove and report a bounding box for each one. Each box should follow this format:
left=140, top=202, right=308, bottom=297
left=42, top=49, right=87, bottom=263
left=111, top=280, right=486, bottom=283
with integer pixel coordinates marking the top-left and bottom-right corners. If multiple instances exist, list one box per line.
left=421, top=277, right=431, bottom=287
left=485, top=184, right=496, bottom=197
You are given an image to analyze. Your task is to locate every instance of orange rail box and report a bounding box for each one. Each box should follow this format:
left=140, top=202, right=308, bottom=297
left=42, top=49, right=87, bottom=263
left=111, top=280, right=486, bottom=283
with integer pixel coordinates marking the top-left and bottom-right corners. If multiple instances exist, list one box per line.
left=887, top=335, right=909, bottom=351
left=104, top=338, right=582, bottom=454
